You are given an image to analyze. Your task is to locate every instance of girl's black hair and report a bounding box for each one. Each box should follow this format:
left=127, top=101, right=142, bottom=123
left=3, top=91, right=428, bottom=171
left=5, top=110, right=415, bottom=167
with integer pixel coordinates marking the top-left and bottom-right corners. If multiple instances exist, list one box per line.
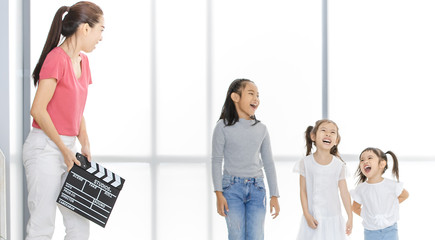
left=219, top=78, right=259, bottom=126
left=305, top=119, right=343, bottom=161
left=355, top=147, right=400, bottom=184
left=32, top=1, right=103, bottom=86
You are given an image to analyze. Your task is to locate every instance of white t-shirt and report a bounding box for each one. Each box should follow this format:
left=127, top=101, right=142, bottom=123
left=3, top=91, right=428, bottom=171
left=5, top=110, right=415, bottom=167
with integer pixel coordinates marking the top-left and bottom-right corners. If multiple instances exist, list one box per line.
left=350, top=178, right=403, bottom=230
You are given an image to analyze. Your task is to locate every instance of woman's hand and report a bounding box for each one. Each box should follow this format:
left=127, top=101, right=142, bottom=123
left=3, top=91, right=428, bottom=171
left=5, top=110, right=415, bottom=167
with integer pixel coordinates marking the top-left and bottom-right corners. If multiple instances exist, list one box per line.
left=304, top=213, right=318, bottom=229
left=81, top=144, right=92, bottom=162
left=61, top=148, right=81, bottom=171
left=78, top=116, right=91, bottom=162
left=215, top=191, right=229, bottom=217
left=270, top=196, right=280, bottom=219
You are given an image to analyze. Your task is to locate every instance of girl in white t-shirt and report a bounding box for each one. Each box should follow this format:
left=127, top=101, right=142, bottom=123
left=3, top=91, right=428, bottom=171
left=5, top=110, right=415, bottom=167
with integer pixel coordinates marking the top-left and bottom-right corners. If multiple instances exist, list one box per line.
left=351, top=148, right=409, bottom=240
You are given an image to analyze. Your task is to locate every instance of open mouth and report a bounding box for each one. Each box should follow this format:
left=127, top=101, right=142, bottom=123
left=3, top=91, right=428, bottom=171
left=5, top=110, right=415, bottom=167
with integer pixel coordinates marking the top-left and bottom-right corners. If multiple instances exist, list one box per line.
left=250, top=104, right=258, bottom=110
left=322, top=139, right=331, bottom=144
left=364, top=165, right=371, bottom=174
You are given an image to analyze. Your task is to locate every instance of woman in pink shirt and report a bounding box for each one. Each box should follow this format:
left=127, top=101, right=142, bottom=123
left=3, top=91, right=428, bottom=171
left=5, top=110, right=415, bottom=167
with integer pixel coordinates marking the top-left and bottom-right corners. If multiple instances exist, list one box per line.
left=23, top=1, right=104, bottom=239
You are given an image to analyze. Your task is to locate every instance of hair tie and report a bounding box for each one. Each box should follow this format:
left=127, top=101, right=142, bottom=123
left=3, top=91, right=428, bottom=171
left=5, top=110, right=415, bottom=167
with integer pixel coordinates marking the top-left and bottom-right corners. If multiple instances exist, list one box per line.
left=62, top=7, right=70, bottom=21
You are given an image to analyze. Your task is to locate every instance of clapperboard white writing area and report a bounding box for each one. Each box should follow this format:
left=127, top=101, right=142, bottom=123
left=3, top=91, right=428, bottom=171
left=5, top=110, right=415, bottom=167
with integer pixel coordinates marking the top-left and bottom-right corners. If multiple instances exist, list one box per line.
left=57, top=153, right=125, bottom=227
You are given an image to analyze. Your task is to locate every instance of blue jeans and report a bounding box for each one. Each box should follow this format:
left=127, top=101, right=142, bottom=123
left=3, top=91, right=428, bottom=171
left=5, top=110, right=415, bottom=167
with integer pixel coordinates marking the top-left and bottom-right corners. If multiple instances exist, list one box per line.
left=364, top=223, right=398, bottom=240
left=222, top=175, right=266, bottom=240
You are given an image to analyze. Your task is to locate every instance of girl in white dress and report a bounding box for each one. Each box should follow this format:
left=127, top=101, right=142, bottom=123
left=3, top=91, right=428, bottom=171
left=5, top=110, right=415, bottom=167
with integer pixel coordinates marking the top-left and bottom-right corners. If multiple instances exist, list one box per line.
left=294, top=119, right=353, bottom=239
left=351, top=148, right=409, bottom=240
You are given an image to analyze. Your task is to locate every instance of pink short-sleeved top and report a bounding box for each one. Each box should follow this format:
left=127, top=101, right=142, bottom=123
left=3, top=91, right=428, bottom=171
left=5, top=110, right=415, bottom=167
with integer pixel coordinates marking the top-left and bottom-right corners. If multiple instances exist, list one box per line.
left=32, top=47, right=92, bottom=136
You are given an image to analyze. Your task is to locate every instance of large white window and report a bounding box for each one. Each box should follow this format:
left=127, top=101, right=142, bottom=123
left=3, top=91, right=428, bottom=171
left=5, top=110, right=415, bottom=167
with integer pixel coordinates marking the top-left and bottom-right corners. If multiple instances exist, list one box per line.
left=329, top=1, right=435, bottom=239
left=329, top=0, right=435, bottom=157
left=86, top=0, right=152, bottom=157
left=155, top=0, right=207, bottom=156
left=28, top=0, right=433, bottom=239
left=212, top=0, right=322, bottom=157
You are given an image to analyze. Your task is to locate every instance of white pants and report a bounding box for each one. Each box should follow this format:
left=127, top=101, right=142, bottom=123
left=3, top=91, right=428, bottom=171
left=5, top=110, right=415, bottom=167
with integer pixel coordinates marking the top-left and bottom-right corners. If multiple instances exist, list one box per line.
left=23, top=128, right=90, bottom=240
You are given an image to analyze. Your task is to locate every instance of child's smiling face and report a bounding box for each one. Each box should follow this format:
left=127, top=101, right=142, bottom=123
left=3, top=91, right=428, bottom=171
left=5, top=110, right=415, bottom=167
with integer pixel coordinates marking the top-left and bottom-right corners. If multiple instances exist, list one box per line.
left=359, top=150, right=386, bottom=180
left=232, top=82, right=260, bottom=120
left=312, top=122, right=338, bottom=151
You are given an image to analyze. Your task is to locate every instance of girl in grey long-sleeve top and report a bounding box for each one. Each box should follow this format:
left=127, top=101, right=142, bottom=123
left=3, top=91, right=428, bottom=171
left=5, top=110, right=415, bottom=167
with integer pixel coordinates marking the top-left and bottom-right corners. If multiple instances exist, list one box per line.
left=212, top=79, right=280, bottom=240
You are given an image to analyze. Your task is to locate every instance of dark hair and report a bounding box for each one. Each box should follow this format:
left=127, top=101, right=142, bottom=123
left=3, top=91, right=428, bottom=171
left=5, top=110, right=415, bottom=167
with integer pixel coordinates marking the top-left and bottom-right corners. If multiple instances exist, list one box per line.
left=32, top=1, right=103, bottom=86
left=355, top=147, right=399, bottom=184
left=305, top=119, right=342, bottom=160
left=219, top=78, right=259, bottom=126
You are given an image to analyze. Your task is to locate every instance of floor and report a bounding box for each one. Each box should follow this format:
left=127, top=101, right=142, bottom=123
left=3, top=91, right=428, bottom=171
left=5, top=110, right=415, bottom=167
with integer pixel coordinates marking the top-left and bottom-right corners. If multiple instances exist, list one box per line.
left=51, top=159, right=434, bottom=239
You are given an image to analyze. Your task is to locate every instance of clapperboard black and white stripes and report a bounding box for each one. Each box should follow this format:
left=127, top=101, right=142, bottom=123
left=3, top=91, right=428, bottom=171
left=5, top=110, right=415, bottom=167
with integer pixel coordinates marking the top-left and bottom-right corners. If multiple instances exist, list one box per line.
left=57, top=153, right=125, bottom=227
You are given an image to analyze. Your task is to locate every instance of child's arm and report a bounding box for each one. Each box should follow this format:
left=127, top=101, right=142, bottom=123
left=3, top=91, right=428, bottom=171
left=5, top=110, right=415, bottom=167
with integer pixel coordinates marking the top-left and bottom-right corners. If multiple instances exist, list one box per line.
left=300, top=175, right=318, bottom=229
left=339, top=179, right=353, bottom=235
left=260, top=129, right=280, bottom=219
left=215, top=191, right=229, bottom=217
left=270, top=196, right=280, bottom=219
left=211, top=122, right=227, bottom=217
left=351, top=201, right=362, bottom=216
left=398, top=188, right=409, bottom=203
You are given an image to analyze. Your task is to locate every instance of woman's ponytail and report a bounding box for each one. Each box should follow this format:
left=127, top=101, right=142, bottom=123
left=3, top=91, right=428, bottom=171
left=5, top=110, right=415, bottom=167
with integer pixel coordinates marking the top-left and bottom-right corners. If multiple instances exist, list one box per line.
left=32, top=6, right=69, bottom=86
left=32, top=1, right=103, bottom=86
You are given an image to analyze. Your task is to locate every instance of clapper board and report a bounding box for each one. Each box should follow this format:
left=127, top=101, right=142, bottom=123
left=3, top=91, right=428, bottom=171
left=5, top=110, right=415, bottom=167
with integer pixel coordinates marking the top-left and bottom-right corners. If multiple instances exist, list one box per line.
left=57, top=153, right=125, bottom=227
